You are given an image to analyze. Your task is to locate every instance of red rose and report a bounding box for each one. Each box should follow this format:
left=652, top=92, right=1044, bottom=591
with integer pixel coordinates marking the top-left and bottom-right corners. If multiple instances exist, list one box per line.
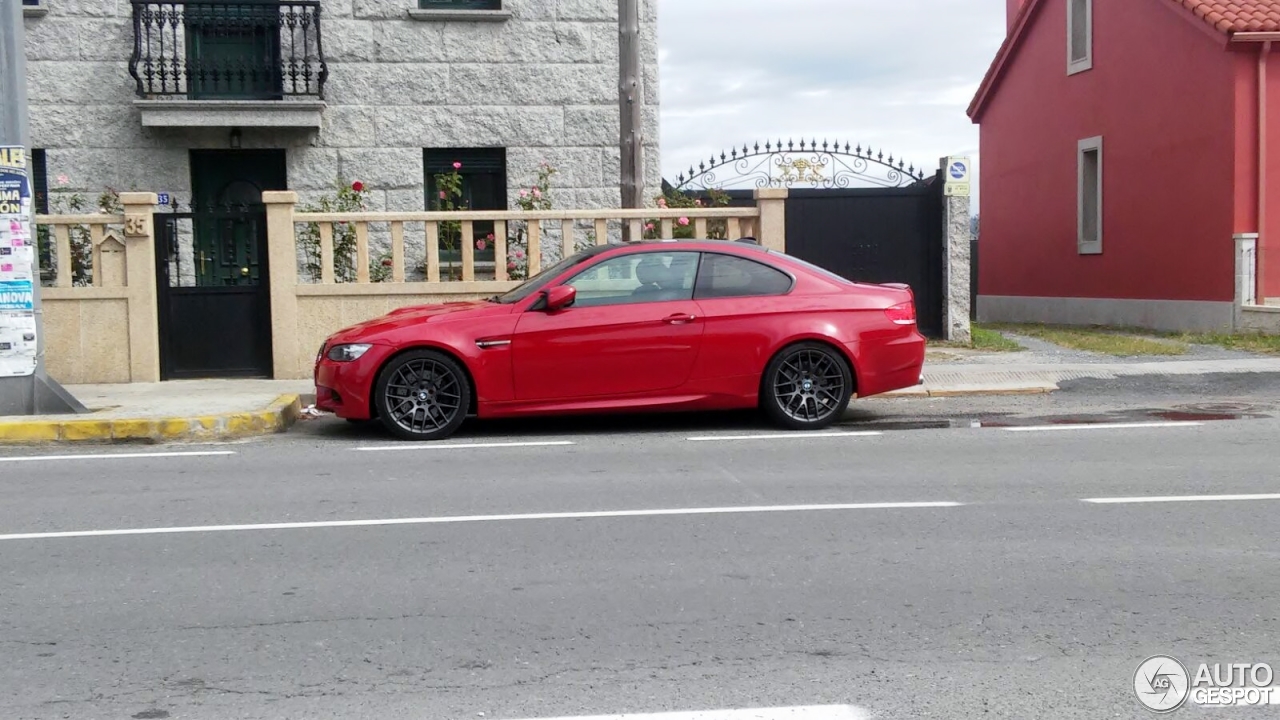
left=351, top=181, right=365, bottom=192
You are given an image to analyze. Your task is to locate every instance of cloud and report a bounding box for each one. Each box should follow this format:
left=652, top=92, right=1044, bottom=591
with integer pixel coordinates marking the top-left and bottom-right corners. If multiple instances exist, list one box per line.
left=655, top=0, right=1007, bottom=212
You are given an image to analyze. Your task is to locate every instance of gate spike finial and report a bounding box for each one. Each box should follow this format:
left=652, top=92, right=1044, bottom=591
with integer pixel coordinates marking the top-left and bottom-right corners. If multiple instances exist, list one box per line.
left=787, top=138, right=793, bottom=151
left=822, top=139, right=829, bottom=152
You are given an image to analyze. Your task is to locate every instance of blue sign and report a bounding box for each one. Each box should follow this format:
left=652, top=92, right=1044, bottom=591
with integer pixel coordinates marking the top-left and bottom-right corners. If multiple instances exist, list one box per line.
left=0, top=279, right=34, bottom=311
left=157, top=192, right=171, bottom=206
left=949, top=161, right=968, bottom=180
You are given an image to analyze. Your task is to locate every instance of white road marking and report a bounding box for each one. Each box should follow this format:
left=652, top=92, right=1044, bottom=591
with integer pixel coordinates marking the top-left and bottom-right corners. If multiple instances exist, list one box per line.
left=0, top=450, right=237, bottom=464
left=354, top=440, right=575, bottom=452
left=687, top=431, right=883, bottom=442
left=1083, top=493, right=1280, bottom=505
left=0, top=502, right=962, bottom=542
left=1002, top=421, right=1204, bottom=433
left=502, top=706, right=870, bottom=720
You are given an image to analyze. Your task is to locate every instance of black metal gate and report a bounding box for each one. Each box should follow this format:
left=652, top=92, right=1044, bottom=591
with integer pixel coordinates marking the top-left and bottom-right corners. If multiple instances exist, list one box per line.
left=671, top=139, right=946, bottom=337
left=155, top=205, right=273, bottom=380
left=784, top=182, right=944, bottom=337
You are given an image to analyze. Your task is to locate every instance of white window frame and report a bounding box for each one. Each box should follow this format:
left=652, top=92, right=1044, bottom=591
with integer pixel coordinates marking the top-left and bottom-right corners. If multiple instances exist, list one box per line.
left=1077, top=136, right=1103, bottom=255
left=23, top=0, right=49, bottom=18
left=1068, top=0, right=1092, bottom=75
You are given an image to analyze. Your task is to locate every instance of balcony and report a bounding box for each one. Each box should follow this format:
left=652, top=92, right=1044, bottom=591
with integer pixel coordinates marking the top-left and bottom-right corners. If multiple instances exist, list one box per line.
left=128, top=1, right=328, bottom=129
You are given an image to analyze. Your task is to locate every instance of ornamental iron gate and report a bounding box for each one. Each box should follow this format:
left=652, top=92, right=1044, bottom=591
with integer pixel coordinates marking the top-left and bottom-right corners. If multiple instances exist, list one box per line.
left=672, top=138, right=945, bottom=338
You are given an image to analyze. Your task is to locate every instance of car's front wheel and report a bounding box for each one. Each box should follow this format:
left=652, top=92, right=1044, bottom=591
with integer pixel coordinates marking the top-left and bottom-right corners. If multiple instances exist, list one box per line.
left=761, top=342, right=854, bottom=430
left=373, top=349, right=471, bottom=441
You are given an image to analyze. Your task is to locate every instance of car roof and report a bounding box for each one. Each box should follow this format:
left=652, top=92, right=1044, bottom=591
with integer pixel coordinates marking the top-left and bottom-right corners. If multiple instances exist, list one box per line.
left=596, top=238, right=771, bottom=254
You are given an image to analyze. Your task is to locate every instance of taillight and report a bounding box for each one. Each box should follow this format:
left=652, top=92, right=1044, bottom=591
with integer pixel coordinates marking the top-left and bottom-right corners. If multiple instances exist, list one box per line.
left=885, top=301, right=916, bottom=325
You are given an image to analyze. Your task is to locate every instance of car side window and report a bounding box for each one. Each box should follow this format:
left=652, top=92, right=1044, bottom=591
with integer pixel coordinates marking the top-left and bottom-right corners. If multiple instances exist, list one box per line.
left=694, top=253, right=794, bottom=299
left=564, top=251, right=700, bottom=307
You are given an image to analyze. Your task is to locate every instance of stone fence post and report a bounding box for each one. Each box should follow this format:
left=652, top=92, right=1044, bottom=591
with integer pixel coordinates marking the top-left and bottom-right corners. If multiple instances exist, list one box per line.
left=119, top=192, right=160, bottom=382
left=940, top=158, right=973, bottom=344
left=264, top=191, right=301, bottom=379
left=753, top=188, right=788, bottom=252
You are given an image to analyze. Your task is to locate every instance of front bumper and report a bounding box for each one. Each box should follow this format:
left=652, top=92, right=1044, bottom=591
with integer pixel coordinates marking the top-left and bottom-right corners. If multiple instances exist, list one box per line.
left=313, top=343, right=395, bottom=420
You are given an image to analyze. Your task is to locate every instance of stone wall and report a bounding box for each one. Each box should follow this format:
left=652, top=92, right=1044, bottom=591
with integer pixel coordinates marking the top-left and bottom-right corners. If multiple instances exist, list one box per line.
left=25, top=0, right=662, bottom=272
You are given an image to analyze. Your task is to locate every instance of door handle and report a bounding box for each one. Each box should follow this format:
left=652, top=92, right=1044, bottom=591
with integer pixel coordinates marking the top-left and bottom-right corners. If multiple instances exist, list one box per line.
left=663, top=313, right=697, bottom=325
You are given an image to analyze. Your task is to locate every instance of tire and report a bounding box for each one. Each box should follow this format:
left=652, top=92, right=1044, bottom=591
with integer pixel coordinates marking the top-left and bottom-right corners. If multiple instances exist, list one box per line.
left=372, top=348, right=472, bottom=441
left=760, top=342, right=854, bottom=431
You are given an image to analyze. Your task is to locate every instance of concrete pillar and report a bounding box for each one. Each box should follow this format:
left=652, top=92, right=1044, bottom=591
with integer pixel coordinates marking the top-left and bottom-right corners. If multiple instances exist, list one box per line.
left=939, top=161, right=973, bottom=344
left=264, top=191, right=301, bottom=379
left=753, top=188, right=788, bottom=252
left=119, top=192, right=160, bottom=382
left=1236, top=234, right=1259, bottom=328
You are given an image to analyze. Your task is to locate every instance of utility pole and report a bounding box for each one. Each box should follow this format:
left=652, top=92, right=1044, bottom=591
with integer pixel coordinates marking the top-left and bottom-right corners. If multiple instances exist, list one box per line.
left=618, top=0, right=644, bottom=238
left=0, top=0, right=85, bottom=415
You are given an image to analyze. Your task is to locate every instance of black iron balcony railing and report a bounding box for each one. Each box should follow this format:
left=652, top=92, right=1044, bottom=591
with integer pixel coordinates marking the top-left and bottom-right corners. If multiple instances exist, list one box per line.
left=129, top=1, right=328, bottom=100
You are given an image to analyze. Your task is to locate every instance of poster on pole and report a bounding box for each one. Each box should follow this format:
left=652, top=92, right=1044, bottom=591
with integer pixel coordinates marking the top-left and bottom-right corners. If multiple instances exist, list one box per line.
left=0, top=146, right=37, bottom=377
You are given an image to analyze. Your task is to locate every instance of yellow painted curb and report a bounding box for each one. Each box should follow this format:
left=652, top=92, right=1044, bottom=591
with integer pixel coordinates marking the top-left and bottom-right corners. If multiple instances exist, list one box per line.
left=0, top=394, right=304, bottom=445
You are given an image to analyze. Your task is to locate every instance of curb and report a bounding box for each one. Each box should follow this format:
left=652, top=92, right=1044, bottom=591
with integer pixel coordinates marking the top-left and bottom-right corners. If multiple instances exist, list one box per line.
left=879, top=382, right=1060, bottom=399
left=0, top=394, right=303, bottom=445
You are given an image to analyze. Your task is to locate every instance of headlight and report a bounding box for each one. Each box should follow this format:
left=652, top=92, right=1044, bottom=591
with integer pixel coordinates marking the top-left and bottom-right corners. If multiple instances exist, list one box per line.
left=327, top=343, right=373, bottom=362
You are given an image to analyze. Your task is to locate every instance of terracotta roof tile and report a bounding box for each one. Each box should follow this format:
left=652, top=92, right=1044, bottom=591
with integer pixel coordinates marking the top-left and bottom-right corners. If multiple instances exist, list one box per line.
left=1172, top=1, right=1280, bottom=33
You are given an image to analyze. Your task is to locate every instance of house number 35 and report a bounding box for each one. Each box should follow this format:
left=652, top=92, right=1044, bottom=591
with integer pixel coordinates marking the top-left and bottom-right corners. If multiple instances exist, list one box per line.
left=124, top=214, right=148, bottom=237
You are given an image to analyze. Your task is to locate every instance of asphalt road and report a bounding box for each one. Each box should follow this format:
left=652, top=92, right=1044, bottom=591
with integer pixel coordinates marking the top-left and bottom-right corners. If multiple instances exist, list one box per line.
left=3, top=374, right=1280, bottom=720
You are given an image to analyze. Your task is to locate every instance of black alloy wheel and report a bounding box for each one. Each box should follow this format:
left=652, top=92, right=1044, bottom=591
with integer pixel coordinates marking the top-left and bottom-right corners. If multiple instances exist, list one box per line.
left=373, top=349, right=471, bottom=441
left=761, top=342, right=854, bottom=430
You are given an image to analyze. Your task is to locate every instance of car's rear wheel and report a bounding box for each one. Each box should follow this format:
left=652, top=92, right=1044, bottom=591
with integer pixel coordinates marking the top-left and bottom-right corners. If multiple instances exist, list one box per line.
left=761, top=342, right=853, bottom=430
left=373, top=349, right=471, bottom=441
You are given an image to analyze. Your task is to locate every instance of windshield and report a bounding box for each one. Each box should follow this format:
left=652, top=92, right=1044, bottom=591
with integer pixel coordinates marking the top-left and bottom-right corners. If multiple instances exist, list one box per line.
left=490, top=247, right=601, bottom=304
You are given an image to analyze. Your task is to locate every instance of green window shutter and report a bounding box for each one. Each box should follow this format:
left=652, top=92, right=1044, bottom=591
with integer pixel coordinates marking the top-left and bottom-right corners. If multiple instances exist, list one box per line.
left=31, top=148, right=48, bottom=214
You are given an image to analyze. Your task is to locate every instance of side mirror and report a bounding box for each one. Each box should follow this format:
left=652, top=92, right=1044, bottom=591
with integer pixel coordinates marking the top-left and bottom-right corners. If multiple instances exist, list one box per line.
left=543, top=285, right=576, bottom=312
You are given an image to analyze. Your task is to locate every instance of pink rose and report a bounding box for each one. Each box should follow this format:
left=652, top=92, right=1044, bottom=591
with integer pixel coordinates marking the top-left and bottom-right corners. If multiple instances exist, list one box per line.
left=519, top=189, right=528, bottom=198
left=657, top=198, right=667, bottom=208
left=644, top=223, right=655, bottom=232
left=476, top=239, right=487, bottom=251
left=439, top=191, right=446, bottom=199
left=532, top=188, right=542, bottom=199
left=453, top=162, right=462, bottom=170
left=678, top=217, right=689, bottom=226
left=55, top=174, right=70, bottom=186
left=508, top=261, right=517, bottom=270
left=514, top=248, right=525, bottom=259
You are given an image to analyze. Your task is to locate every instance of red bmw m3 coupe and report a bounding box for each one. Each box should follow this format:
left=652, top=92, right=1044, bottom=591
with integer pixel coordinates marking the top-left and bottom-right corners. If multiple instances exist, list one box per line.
left=314, top=239, right=925, bottom=441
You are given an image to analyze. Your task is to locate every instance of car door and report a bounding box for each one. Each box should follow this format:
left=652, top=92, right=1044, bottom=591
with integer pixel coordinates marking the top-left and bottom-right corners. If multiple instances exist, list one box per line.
left=686, top=251, right=798, bottom=382
left=511, top=250, right=705, bottom=401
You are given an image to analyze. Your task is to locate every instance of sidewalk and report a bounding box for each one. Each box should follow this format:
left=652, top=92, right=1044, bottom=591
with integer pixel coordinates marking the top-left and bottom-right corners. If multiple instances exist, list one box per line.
left=0, top=379, right=311, bottom=444
left=881, top=357, right=1280, bottom=398
left=3, top=356, right=1280, bottom=444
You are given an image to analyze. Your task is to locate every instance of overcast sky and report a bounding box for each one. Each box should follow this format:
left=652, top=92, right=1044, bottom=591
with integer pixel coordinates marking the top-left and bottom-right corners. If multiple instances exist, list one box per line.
left=655, top=0, right=1008, bottom=213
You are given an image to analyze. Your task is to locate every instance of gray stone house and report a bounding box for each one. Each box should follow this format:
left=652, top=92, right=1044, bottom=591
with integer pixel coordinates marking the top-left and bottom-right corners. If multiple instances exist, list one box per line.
left=21, top=0, right=662, bottom=281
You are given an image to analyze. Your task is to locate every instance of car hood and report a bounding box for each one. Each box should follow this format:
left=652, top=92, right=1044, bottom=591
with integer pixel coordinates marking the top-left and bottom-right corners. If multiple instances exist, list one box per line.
left=325, top=300, right=510, bottom=345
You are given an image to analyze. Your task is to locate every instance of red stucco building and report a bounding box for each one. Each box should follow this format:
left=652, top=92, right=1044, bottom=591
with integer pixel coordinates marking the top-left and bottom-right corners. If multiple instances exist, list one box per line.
left=969, top=0, right=1280, bottom=331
